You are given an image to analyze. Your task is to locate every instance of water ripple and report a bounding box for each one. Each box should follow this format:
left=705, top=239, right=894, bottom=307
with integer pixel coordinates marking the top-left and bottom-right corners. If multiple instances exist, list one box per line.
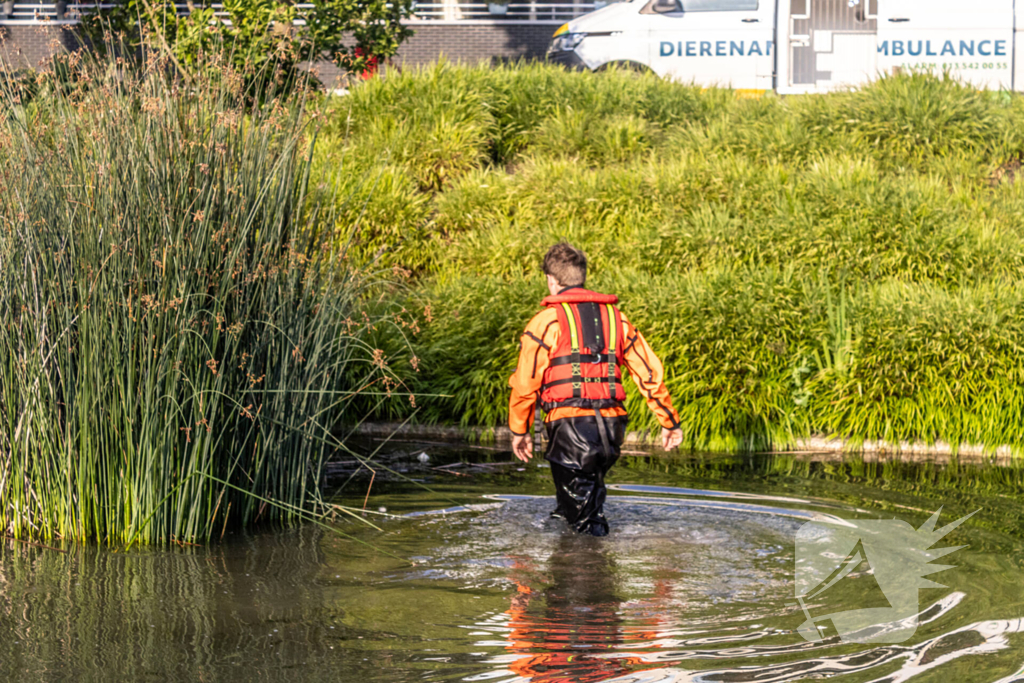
left=392, top=493, right=1024, bottom=683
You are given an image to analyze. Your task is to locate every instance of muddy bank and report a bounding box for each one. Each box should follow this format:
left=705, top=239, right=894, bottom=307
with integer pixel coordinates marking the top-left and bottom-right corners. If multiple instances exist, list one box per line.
left=351, top=422, right=1021, bottom=465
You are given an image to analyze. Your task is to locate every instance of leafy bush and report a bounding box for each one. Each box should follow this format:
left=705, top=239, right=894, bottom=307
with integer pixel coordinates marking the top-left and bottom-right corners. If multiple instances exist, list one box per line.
left=81, top=0, right=413, bottom=88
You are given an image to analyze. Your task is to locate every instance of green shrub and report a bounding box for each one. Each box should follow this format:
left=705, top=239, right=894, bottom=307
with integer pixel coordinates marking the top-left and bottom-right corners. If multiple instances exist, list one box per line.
left=312, top=160, right=434, bottom=270
left=481, top=62, right=727, bottom=161
left=806, top=281, right=1024, bottom=451
left=335, top=60, right=494, bottom=191
left=407, top=275, right=543, bottom=426
left=82, top=0, right=413, bottom=87
left=846, top=72, right=1007, bottom=165
left=532, top=109, right=660, bottom=163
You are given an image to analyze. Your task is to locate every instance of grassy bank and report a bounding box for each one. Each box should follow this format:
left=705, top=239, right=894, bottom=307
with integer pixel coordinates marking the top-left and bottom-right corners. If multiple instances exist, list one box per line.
left=324, top=61, right=1024, bottom=454
left=0, top=59, right=403, bottom=544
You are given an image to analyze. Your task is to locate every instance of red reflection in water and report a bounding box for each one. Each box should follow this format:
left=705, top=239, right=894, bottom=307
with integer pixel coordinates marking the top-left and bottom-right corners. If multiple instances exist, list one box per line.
left=500, top=535, right=672, bottom=683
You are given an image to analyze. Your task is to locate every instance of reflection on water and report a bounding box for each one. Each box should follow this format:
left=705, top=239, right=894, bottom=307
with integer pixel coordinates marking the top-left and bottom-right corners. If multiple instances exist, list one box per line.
left=496, top=534, right=653, bottom=682
left=0, top=530, right=348, bottom=681
left=1, top=451, right=1024, bottom=682
left=439, top=494, right=1024, bottom=683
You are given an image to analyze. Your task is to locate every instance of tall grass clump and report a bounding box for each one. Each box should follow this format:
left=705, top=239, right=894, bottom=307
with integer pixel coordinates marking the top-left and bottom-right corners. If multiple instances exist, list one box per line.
left=337, top=59, right=730, bottom=168
left=845, top=72, right=1009, bottom=164
left=804, top=281, right=1024, bottom=450
left=0, top=56, right=399, bottom=545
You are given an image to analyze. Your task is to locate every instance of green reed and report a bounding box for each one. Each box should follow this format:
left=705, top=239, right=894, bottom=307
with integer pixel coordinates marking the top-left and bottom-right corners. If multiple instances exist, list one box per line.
left=0, top=56, right=401, bottom=544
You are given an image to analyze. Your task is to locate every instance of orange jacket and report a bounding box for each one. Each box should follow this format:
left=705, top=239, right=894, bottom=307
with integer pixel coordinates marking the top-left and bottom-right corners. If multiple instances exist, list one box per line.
left=508, top=296, right=681, bottom=435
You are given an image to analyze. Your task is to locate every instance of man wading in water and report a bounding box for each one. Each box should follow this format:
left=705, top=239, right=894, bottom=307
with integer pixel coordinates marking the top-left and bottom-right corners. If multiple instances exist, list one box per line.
left=509, top=242, right=683, bottom=536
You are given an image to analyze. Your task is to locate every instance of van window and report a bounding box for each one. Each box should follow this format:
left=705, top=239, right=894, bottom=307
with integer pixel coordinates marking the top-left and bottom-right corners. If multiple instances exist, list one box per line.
left=681, top=0, right=757, bottom=10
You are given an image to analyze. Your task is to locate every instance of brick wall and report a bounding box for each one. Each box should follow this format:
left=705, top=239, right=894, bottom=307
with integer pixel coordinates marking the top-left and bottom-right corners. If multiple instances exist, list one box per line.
left=397, top=22, right=555, bottom=65
left=0, top=24, right=82, bottom=69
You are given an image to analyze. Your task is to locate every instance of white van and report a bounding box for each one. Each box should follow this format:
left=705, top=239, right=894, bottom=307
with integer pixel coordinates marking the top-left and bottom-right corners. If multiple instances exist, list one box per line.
left=547, top=0, right=1024, bottom=93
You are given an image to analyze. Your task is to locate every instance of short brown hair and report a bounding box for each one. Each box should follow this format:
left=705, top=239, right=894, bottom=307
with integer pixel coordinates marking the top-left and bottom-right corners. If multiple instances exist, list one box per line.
left=543, top=242, right=587, bottom=287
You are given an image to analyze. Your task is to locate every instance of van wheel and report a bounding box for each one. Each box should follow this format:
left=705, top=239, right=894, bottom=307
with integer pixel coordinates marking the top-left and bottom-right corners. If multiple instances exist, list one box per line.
left=595, top=61, right=652, bottom=76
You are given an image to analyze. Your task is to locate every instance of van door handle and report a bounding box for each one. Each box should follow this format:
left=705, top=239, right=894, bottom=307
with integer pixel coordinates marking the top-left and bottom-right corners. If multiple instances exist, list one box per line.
left=741, top=17, right=759, bottom=22
left=888, top=17, right=910, bottom=22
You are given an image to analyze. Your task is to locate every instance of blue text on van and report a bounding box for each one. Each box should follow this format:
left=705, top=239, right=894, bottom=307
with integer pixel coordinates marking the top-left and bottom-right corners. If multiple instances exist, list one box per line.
left=659, top=40, right=773, bottom=57
left=877, top=39, right=1007, bottom=57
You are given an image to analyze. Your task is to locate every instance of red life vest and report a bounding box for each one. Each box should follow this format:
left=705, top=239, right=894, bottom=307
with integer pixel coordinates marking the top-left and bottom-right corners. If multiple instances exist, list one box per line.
left=539, top=289, right=627, bottom=413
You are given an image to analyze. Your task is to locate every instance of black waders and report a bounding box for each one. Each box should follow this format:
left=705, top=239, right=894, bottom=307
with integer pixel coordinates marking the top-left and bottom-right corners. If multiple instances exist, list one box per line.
left=545, top=414, right=628, bottom=536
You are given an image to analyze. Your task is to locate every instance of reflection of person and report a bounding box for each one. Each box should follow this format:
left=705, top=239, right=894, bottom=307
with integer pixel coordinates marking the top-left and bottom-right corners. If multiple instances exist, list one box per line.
left=504, top=534, right=663, bottom=682
left=508, top=243, right=683, bottom=536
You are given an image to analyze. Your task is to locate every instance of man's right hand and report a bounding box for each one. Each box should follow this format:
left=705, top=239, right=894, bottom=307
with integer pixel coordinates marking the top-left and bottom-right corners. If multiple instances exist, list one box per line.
left=661, top=427, right=683, bottom=451
left=512, top=435, right=533, bottom=462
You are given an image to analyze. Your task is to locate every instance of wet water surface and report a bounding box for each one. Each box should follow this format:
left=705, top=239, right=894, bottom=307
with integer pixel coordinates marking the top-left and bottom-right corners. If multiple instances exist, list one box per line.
left=2, top=445, right=1024, bottom=682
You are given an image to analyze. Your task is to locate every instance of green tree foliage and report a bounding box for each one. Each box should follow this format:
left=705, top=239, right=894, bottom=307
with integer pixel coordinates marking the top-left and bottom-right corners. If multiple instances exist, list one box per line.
left=81, top=0, right=413, bottom=86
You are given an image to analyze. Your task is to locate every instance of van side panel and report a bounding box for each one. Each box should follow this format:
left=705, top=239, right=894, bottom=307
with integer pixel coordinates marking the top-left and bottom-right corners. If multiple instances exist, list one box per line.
left=791, top=0, right=877, bottom=91
left=778, top=0, right=879, bottom=94
left=877, top=0, right=1014, bottom=90
left=647, top=2, right=775, bottom=91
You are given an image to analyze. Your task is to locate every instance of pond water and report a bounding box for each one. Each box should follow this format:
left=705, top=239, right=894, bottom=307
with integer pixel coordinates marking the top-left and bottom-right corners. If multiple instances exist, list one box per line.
left=2, top=442, right=1024, bottom=682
